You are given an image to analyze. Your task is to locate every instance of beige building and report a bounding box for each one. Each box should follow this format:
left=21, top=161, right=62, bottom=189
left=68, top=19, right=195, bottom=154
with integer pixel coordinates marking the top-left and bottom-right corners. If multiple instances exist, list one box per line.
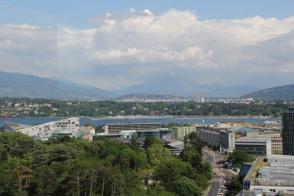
left=174, top=126, right=197, bottom=141
left=247, top=132, right=283, bottom=155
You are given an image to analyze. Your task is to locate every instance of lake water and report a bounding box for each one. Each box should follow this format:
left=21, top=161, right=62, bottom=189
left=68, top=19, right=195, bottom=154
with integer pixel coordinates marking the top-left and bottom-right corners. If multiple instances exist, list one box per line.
left=0, top=116, right=280, bottom=127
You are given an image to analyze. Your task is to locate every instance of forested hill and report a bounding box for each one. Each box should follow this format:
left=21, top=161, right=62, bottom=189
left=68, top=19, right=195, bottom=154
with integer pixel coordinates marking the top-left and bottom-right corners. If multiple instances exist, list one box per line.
left=242, top=84, right=294, bottom=100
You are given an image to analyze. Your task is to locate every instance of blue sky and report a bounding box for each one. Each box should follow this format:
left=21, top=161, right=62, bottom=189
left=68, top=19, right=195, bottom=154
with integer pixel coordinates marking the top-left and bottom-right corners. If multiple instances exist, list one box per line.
left=1, top=0, right=294, bottom=27
left=0, top=0, right=294, bottom=96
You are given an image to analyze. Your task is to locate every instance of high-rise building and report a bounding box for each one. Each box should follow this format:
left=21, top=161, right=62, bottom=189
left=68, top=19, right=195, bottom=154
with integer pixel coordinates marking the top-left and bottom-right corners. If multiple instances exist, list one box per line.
left=282, top=107, right=294, bottom=155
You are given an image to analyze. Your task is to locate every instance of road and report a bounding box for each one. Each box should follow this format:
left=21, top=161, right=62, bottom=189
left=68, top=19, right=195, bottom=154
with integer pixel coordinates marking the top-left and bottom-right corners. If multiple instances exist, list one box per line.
left=203, top=148, right=237, bottom=196
left=206, top=177, right=223, bottom=196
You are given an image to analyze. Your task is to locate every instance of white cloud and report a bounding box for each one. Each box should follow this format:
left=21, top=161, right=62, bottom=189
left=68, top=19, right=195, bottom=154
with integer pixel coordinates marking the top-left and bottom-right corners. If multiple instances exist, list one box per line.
left=0, top=10, right=294, bottom=90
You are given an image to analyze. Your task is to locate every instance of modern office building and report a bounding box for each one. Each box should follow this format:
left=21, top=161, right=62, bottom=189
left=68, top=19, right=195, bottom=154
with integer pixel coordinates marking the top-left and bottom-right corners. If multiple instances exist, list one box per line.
left=242, top=155, right=294, bottom=195
left=282, top=107, right=294, bottom=155
left=235, top=137, right=272, bottom=156
left=219, top=130, right=235, bottom=152
left=173, top=126, right=197, bottom=141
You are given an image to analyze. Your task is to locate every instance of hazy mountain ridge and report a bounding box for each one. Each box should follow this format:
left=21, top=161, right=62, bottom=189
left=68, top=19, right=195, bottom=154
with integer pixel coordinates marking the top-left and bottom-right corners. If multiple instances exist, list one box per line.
left=242, top=84, right=294, bottom=100
left=0, top=71, right=112, bottom=100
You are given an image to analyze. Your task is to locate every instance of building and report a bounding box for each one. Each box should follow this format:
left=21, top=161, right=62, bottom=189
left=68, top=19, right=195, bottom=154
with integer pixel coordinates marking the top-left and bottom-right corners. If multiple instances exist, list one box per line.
left=235, top=137, right=272, bottom=156
left=247, top=132, right=283, bottom=155
left=16, top=117, right=79, bottom=138
left=282, top=107, right=294, bottom=155
left=104, top=123, right=162, bottom=134
left=164, top=140, right=185, bottom=156
left=271, top=137, right=283, bottom=155
left=219, top=130, right=235, bottom=152
left=198, top=127, right=220, bottom=147
left=242, top=155, right=294, bottom=195
left=173, top=126, right=197, bottom=141
left=136, top=128, right=172, bottom=140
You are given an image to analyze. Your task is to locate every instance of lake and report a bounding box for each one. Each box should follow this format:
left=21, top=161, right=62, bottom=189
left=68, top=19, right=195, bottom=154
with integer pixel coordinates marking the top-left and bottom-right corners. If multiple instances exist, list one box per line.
left=0, top=116, right=280, bottom=127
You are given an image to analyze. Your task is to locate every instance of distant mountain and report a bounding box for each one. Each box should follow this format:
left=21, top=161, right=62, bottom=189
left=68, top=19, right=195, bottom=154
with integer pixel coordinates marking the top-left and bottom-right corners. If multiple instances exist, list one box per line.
left=115, top=93, right=191, bottom=101
left=0, top=71, right=112, bottom=100
left=242, top=84, right=294, bottom=100
left=115, top=74, right=257, bottom=98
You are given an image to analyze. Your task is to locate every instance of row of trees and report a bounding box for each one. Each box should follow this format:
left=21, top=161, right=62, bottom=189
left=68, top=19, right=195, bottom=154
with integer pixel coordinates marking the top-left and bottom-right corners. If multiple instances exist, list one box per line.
left=0, top=132, right=211, bottom=196
left=0, top=98, right=288, bottom=117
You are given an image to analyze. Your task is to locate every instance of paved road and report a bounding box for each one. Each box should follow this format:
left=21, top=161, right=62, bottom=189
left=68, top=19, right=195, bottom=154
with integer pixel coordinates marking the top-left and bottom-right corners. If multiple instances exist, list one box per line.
left=207, top=177, right=223, bottom=196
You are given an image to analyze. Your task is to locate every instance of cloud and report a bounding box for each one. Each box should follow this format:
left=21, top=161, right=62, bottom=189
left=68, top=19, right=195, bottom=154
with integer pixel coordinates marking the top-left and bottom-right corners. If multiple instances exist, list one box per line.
left=0, top=10, right=294, bottom=91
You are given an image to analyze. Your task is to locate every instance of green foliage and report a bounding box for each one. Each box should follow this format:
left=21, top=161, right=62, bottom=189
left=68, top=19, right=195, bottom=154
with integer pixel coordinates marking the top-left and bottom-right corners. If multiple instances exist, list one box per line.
left=225, top=176, right=243, bottom=196
left=0, top=132, right=211, bottom=195
left=228, top=150, right=254, bottom=167
left=144, top=136, right=162, bottom=149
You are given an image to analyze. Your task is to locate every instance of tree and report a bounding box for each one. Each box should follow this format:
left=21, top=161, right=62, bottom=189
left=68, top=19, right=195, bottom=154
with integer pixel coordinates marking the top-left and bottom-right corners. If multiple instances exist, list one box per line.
left=174, top=177, right=201, bottom=196
left=225, top=176, right=242, bottom=196
left=228, top=150, right=254, bottom=168
left=28, top=165, right=58, bottom=196
left=146, top=144, right=171, bottom=167
left=143, top=136, right=162, bottom=149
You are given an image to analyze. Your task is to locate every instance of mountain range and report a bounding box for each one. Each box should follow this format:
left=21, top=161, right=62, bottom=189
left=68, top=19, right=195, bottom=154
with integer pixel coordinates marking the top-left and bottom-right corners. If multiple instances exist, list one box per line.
left=0, top=71, right=293, bottom=100
left=242, top=84, right=294, bottom=100
left=0, top=71, right=111, bottom=100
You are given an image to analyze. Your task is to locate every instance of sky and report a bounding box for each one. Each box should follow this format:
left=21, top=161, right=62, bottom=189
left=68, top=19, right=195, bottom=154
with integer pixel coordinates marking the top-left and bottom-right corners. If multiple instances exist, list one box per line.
left=0, top=0, right=294, bottom=94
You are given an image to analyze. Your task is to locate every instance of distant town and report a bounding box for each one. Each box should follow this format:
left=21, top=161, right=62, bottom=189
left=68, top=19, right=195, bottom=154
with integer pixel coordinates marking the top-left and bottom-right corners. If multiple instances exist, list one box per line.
left=0, top=97, right=290, bottom=118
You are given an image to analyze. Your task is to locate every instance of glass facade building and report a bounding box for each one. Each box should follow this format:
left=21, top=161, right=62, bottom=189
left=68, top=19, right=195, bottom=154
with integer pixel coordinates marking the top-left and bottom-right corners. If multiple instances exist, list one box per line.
left=282, top=107, right=294, bottom=155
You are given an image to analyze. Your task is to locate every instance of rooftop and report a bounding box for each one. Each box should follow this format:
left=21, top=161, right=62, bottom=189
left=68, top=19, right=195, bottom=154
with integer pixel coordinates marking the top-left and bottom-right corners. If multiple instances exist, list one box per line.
left=244, top=155, right=294, bottom=187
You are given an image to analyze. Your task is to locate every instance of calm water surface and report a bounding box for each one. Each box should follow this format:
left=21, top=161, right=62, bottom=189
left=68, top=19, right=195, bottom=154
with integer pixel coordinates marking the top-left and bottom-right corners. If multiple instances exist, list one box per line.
left=0, top=116, right=280, bottom=127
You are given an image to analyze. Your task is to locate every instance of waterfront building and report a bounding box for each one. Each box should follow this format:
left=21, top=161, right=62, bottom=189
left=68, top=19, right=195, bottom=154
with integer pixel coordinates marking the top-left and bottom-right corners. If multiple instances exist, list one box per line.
left=16, top=117, right=79, bottom=138
left=282, top=107, right=294, bottom=155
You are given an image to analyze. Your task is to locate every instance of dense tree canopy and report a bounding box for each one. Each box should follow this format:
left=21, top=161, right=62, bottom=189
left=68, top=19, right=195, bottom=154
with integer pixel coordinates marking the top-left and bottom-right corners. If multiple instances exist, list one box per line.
left=0, top=132, right=211, bottom=196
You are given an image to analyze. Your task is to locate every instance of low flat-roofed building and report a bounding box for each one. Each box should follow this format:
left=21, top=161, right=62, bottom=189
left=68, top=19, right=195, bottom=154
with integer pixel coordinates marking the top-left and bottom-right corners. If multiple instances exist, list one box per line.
left=104, top=123, right=162, bottom=134
left=235, top=137, right=272, bottom=156
left=242, top=155, right=294, bottom=195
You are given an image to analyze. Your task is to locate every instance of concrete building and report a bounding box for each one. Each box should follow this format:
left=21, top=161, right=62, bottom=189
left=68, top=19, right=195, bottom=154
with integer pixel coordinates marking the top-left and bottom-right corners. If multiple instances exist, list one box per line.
left=173, top=126, right=196, bottom=141
left=16, top=117, right=79, bottom=138
left=198, top=127, right=220, bottom=147
left=282, top=107, right=294, bottom=155
left=242, top=155, right=294, bottom=195
left=219, top=130, right=235, bottom=152
left=247, top=132, right=283, bottom=155
left=104, top=123, right=162, bottom=134
left=235, top=137, right=272, bottom=156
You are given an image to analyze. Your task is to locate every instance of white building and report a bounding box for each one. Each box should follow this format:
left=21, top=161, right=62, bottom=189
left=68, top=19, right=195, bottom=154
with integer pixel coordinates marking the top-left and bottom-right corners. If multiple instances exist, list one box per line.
left=16, top=117, right=79, bottom=138
left=219, top=130, right=235, bottom=152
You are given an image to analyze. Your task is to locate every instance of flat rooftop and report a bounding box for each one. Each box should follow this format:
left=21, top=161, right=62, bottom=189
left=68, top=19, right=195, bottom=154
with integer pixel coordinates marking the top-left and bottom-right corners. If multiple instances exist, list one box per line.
left=244, top=155, right=294, bottom=187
